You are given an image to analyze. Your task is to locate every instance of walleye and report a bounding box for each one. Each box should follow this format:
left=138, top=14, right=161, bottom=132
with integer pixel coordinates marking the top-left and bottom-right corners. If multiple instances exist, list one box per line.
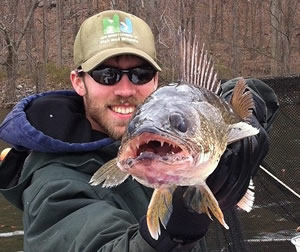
left=90, top=34, right=259, bottom=240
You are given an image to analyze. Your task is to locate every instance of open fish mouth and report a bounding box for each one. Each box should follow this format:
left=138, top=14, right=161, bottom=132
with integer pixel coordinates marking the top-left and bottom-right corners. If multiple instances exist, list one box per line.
left=119, top=132, right=191, bottom=166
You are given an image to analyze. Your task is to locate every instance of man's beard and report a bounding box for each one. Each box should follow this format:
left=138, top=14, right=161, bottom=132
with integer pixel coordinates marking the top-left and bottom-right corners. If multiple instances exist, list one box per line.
left=85, top=94, right=140, bottom=140
left=88, top=106, right=126, bottom=140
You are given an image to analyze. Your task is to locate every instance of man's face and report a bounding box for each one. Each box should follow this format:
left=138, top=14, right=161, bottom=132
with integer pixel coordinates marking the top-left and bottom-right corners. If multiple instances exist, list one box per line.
left=71, top=55, right=158, bottom=140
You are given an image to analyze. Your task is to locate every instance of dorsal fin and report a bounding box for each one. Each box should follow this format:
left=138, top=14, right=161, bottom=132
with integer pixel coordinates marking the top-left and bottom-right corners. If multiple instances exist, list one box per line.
left=230, top=78, right=254, bottom=121
left=179, top=30, right=220, bottom=94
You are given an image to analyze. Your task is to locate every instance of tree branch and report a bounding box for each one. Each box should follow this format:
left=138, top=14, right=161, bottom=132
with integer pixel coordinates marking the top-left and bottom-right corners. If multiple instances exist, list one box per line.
left=0, top=20, right=6, bottom=32
left=15, top=0, right=41, bottom=50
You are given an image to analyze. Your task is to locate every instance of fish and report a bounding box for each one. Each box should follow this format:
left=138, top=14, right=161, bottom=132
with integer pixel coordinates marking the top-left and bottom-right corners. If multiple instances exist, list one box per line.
left=90, top=33, right=259, bottom=240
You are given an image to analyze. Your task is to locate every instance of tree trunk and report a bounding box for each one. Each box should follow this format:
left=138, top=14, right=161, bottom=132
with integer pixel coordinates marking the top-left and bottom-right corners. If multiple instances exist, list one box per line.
left=56, top=0, right=63, bottom=67
left=5, top=43, right=18, bottom=104
left=219, top=0, right=225, bottom=41
left=280, top=0, right=298, bottom=75
left=258, top=0, right=264, bottom=48
left=71, top=0, right=79, bottom=40
left=40, top=0, right=48, bottom=92
left=231, top=0, right=240, bottom=76
left=25, top=0, right=35, bottom=70
left=270, top=0, right=280, bottom=75
left=0, top=0, right=40, bottom=104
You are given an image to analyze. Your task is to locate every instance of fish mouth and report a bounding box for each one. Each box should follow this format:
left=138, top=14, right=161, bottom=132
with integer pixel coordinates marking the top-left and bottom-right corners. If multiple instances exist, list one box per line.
left=119, top=132, right=191, bottom=167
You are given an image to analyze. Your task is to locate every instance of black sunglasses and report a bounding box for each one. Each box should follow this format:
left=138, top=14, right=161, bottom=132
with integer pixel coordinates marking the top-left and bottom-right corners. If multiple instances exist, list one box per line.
left=85, top=66, right=157, bottom=86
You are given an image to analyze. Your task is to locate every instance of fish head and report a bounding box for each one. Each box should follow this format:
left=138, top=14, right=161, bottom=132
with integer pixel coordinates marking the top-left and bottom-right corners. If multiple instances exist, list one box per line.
left=117, top=83, right=227, bottom=187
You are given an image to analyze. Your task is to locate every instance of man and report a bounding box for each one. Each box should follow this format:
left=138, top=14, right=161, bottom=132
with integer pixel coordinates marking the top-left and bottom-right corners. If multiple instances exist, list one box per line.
left=0, top=10, right=278, bottom=251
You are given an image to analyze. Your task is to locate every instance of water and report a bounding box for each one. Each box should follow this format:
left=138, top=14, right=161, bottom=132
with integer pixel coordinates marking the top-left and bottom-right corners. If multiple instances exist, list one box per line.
left=0, top=108, right=24, bottom=251
left=0, top=195, right=23, bottom=252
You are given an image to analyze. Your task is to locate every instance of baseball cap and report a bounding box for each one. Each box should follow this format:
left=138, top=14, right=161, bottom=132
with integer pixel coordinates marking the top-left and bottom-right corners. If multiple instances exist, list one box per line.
left=74, top=10, right=161, bottom=72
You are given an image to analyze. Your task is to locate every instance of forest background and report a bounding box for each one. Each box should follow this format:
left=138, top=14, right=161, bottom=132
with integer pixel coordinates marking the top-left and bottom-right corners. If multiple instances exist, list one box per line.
left=0, top=0, right=299, bottom=107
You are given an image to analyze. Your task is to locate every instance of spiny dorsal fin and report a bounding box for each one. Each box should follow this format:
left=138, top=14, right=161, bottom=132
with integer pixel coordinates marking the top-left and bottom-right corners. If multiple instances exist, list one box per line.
left=179, top=30, right=220, bottom=94
left=90, top=158, right=129, bottom=187
left=230, top=78, right=254, bottom=121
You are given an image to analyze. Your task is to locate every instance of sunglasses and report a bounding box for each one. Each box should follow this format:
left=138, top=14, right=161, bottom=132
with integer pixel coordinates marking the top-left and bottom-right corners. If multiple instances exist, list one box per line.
left=84, top=66, right=157, bottom=86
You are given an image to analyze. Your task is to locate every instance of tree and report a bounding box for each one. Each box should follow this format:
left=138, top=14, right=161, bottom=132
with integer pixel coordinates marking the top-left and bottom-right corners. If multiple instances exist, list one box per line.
left=40, top=0, right=49, bottom=92
left=0, top=0, right=41, bottom=105
left=56, top=0, right=63, bottom=67
left=231, top=0, right=240, bottom=76
left=269, top=0, right=299, bottom=76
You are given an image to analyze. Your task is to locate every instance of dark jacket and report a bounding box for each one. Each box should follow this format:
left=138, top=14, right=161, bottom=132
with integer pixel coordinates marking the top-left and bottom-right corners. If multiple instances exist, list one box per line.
left=0, top=79, right=278, bottom=251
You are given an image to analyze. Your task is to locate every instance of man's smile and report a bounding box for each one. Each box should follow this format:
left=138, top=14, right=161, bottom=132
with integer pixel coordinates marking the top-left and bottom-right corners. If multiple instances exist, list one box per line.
left=110, top=105, right=135, bottom=115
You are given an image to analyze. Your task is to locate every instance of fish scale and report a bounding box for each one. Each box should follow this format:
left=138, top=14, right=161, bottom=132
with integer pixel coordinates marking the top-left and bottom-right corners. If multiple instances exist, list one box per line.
left=90, top=32, right=259, bottom=240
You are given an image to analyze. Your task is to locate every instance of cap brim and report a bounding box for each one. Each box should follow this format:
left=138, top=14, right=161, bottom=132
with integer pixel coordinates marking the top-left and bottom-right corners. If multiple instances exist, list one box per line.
left=81, top=48, right=161, bottom=72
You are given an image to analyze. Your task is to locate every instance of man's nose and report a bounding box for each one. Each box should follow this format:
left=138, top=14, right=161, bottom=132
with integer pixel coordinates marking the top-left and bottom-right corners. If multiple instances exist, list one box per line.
left=113, top=74, right=137, bottom=97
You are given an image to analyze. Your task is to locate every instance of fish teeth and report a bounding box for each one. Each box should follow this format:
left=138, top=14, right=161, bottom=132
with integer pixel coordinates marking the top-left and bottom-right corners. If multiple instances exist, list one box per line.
left=200, top=145, right=204, bottom=153
left=199, top=153, right=203, bottom=163
left=199, top=151, right=211, bottom=163
left=160, top=141, right=164, bottom=147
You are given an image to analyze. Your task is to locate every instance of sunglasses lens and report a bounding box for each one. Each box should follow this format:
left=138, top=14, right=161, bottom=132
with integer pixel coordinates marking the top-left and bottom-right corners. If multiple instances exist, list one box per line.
left=89, top=67, right=156, bottom=85
left=130, top=67, right=156, bottom=85
left=91, top=68, right=120, bottom=85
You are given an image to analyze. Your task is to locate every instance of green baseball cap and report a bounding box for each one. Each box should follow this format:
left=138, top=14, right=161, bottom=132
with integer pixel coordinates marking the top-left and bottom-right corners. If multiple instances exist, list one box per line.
left=74, top=10, right=161, bottom=72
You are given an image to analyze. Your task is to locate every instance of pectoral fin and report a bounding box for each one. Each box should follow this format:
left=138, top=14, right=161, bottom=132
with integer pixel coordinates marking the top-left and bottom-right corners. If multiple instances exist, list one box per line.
left=147, top=187, right=175, bottom=240
left=227, top=121, right=259, bottom=144
left=184, top=184, right=229, bottom=229
left=90, top=158, right=129, bottom=187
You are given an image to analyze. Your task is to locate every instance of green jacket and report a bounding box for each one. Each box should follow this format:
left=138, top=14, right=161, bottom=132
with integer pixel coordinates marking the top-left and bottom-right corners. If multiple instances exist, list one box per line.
left=9, top=143, right=205, bottom=251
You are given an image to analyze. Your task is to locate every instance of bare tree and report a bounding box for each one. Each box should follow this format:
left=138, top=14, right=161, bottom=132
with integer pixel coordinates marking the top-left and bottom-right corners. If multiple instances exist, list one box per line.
left=25, top=0, right=36, bottom=70
left=269, top=0, right=297, bottom=76
left=231, top=0, right=240, bottom=76
left=70, top=0, right=79, bottom=40
left=258, top=0, right=265, bottom=48
left=281, top=0, right=299, bottom=75
left=1, top=0, right=300, bottom=103
left=270, top=0, right=281, bottom=75
left=0, top=0, right=41, bottom=104
left=219, top=0, right=225, bottom=41
left=39, top=0, right=49, bottom=92
left=56, top=0, right=63, bottom=67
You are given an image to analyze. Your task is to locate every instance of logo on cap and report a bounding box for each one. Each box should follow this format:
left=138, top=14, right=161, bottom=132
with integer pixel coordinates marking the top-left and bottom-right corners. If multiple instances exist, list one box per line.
left=103, top=14, right=132, bottom=34
left=100, top=14, right=138, bottom=44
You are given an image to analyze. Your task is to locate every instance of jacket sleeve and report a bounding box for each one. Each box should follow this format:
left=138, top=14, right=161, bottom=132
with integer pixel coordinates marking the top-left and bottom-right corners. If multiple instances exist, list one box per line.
left=22, top=163, right=157, bottom=252
left=206, top=78, right=279, bottom=209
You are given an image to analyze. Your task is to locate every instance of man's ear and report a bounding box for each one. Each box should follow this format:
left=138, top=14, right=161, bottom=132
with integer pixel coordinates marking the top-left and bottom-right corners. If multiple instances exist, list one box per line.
left=70, top=70, right=86, bottom=96
left=153, top=72, right=159, bottom=91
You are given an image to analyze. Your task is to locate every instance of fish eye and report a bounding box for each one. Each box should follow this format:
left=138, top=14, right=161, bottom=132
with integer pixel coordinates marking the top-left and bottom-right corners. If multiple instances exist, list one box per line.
left=169, top=113, right=188, bottom=133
